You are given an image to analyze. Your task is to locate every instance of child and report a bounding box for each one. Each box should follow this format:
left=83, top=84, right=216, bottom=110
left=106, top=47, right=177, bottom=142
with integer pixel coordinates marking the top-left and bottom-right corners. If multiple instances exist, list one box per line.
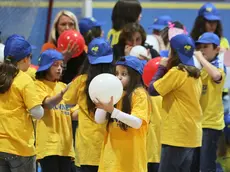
left=64, top=38, right=114, bottom=172
left=34, top=49, right=75, bottom=172
left=94, top=56, right=151, bottom=172
left=195, top=32, right=225, bottom=172
left=147, top=15, right=172, bottom=53
left=148, top=34, right=203, bottom=172
left=0, top=35, right=44, bottom=172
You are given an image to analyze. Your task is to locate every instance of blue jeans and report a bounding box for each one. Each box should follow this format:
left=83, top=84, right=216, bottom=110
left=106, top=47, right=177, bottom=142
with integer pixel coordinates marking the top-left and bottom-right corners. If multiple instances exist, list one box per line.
left=200, top=128, right=222, bottom=172
left=158, top=145, right=194, bottom=172
left=0, top=152, right=36, bottom=172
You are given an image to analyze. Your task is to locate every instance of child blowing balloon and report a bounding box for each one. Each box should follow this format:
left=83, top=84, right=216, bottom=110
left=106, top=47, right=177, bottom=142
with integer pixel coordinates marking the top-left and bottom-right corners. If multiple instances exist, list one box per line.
left=34, top=49, right=75, bottom=172
left=148, top=34, right=203, bottom=172
left=94, top=56, right=152, bottom=172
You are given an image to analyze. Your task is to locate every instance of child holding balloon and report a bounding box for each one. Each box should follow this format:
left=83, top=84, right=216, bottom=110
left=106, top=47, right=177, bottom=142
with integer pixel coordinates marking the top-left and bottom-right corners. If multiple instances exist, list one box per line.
left=34, top=49, right=75, bottom=172
left=94, top=55, right=152, bottom=172
left=148, top=34, right=203, bottom=172
left=64, top=38, right=114, bottom=172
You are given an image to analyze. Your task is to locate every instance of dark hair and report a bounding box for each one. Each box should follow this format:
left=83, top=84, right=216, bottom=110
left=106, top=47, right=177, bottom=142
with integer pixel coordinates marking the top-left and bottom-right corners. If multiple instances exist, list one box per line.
left=107, top=59, right=144, bottom=131
left=35, top=70, right=48, bottom=80
left=160, top=21, right=184, bottom=47
left=112, top=0, right=142, bottom=31
left=82, top=26, right=102, bottom=46
left=190, top=16, right=223, bottom=41
left=78, top=56, right=90, bottom=75
left=0, top=60, right=19, bottom=94
left=167, top=48, right=200, bottom=79
left=118, top=23, right=146, bottom=46
left=85, top=63, right=114, bottom=115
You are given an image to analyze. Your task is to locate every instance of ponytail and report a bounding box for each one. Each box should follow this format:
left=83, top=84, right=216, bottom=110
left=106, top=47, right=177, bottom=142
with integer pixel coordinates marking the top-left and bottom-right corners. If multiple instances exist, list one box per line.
left=0, top=58, right=19, bottom=93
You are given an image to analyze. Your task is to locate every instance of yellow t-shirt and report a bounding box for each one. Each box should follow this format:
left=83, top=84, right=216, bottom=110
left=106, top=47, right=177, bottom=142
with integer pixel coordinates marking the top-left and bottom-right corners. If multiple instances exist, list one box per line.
left=154, top=67, right=203, bottom=147
left=99, top=87, right=150, bottom=172
left=107, top=29, right=121, bottom=46
left=200, top=68, right=225, bottom=130
left=220, top=37, right=230, bottom=49
left=0, top=71, right=42, bottom=156
left=64, top=74, right=106, bottom=166
left=35, top=80, right=75, bottom=160
left=25, top=66, right=37, bottom=81
left=147, top=96, right=162, bottom=163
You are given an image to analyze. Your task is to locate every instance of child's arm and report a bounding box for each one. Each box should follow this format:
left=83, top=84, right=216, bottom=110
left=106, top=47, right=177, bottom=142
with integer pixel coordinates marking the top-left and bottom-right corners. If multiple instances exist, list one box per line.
left=195, top=51, right=222, bottom=82
left=95, top=108, right=107, bottom=124
left=43, top=83, right=71, bottom=109
left=148, top=58, right=168, bottom=96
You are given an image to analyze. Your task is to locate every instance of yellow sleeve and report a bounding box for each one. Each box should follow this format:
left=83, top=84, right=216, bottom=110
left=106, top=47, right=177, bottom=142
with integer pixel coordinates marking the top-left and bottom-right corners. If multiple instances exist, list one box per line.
left=131, top=88, right=150, bottom=123
left=220, top=37, right=229, bottom=49
left=153, top=67, right=186, bottom=96
left=22, top=79, right=42, bottom=110
left=70, top=104, right=79, bottom=114
left=64, top=75, right=83, bottom=105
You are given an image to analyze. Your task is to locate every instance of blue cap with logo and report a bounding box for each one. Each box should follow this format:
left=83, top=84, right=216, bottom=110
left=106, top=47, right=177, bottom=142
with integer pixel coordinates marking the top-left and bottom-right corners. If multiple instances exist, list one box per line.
left=87, top=38, right=113, bottom=65
left=37, top=49, right=64, bottom=72
left=116, top=56, right=147, bottom=75
left=4, top=34, right=32, bottom=62
left=198, top=3, right=220, bottom=21
left=196, top=32, right=220, bottom=46
left=170, top=34, right=195, bottom=66
left=148, top=15, right=172, bottom=31
left=79, top=17, right=104, bottom=35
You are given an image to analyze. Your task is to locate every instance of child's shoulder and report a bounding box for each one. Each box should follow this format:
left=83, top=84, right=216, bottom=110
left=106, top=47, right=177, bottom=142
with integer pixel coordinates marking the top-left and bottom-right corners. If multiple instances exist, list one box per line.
left=132, top=87, right=148, bottom=98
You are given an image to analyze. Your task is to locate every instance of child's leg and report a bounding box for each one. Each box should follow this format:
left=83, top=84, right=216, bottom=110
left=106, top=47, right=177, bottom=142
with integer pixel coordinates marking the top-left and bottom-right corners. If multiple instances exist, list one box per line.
left=158, top=145, right=194, bottom=172
left=190, top=147, right=200, bottom=172
left=200, top=128, right=222, bottom=172
left=39, top=156, right=59, bottom=172
left=148, top=162, right=160, bottom=172
left=80, top=165, right=98, bottom=172
left=58, top=156, right=72, bottom=172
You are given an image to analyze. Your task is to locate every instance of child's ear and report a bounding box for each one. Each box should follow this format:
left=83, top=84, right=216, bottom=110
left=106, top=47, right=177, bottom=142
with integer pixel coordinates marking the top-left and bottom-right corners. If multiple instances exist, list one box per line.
left=216, top=46, right=221, bottom=53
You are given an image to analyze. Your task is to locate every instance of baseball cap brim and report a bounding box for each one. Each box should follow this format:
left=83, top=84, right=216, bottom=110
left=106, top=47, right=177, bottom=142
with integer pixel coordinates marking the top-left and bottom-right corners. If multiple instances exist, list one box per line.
left=178, top=52, right=195, bottom=66
left=88, top=54, right=113, bottom=65
left=148, top=24, right=165, bottom=31
left=204, top=14, right=220, bottom=21
left=94, top=21, right=105, bottom=27
left=37, top=63, right=53, bottom=72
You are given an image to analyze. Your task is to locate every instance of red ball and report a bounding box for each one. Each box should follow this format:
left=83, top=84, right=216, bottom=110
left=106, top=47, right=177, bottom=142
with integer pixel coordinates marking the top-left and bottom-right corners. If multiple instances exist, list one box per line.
left=57, top=30, right=85, bottom=58
left=142, top=57, right=161, bottom=87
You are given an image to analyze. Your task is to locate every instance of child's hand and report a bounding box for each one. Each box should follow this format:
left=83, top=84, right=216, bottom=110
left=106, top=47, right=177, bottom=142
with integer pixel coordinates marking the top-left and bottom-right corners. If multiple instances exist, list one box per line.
left=194, top=51, right=204, bottom=61
left=72, top=109, right=78, bottom=121
left=124, top=45, right=133, bottom=56
left=160, top=58, right=168, bottom=67
left=93, top=96, right=114, bottom=113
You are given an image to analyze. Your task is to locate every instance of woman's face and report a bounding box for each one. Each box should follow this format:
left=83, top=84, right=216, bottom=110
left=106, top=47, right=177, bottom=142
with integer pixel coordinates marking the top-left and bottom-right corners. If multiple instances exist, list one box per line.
left=125, top=32, right=142, bottom=46
left=57, top=15, right=75, bottom=36
left=205, top=20, right=218, bottom=33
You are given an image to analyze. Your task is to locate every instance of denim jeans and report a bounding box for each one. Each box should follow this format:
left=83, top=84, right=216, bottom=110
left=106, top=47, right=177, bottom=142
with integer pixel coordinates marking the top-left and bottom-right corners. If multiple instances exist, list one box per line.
left=0, top=152, right=36, bottom=172
left=158, top=145, right=194, bottom=172
left=200, top=128, right=222, bottom=172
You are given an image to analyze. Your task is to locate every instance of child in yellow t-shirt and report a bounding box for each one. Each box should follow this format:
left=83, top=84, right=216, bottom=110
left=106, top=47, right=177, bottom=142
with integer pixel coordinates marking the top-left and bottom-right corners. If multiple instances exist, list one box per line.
left=148, top=34, right=203, bottom=172
left=195, top=32, right=225, bottom=172
left=64, top=38, right=114, bottom=172
left=94, top=56, right=151, bottom=172
left=35, top=49, right=75, bottom=172
left=0, top=34, right=44, bottom=172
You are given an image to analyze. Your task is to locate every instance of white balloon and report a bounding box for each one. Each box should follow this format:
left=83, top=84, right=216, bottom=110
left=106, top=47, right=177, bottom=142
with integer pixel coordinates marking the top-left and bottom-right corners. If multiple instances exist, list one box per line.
left=130, top=45, right=151, bottom=60
left=193, top=55, right=202, bottom=70
left=145, top=35, right=159, bottom=52
left=0, top=43, right=5, bottom=62
left=89, top=73, right=123, bottom=105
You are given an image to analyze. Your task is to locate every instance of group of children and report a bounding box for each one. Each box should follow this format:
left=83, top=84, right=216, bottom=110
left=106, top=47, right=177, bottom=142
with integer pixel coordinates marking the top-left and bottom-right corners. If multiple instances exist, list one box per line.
left=0, top=1, right=230, bottom=172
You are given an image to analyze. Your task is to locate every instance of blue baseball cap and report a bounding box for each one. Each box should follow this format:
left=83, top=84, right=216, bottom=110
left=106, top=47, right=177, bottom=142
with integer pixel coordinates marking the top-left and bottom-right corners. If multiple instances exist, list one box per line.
left=79, top=17, right=104, bottom=35
left=196, top=32, right=220, bottom=46
left=160, top=50, right=169, bottom=58
left=148, top=15, right=172, bottom=31
left=37, top=49, right=64, bottom=72
left=4, top=35, right=32, bottom=62
left=170, top=34, right=195, bottom=66
left=116, top=56, right=147, bottom=75
left=198, top=3, right=220, bottom=21
left=87, top=38, right=113, bottom=65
